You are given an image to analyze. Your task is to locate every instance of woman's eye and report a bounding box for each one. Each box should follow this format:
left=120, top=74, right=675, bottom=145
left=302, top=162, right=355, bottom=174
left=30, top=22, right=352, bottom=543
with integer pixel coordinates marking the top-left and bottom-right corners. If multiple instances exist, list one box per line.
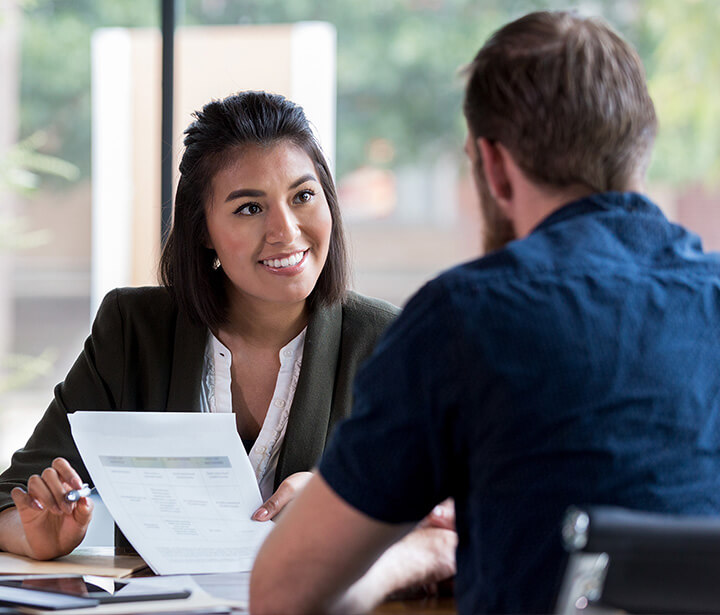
left=236, top=203, right=262, bottom=216
left=294, top=189, right=314, bottom=204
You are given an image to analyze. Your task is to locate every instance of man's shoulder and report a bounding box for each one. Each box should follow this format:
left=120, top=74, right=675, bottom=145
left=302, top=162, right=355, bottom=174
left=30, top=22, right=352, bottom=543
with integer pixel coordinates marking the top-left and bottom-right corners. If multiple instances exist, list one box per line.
left=402, top=240, right=580, bottom=333
left=431, top=248, right=528, bottom=295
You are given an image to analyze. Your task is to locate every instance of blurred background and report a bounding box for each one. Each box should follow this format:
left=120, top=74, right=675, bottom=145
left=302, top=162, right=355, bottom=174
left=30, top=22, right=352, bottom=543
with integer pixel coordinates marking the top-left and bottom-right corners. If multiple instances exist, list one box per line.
left=0, top=0, right=719, bottom=466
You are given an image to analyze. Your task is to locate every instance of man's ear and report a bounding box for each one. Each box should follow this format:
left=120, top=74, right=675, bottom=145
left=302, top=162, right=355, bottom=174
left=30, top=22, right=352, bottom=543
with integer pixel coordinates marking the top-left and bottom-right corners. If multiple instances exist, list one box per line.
left=477, top=138, right=513, bottom=209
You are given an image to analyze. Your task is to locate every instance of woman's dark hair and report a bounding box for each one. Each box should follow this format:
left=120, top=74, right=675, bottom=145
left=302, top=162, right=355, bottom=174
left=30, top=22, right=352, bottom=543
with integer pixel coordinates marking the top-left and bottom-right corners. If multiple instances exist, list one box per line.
left=160, top=91, right=349, bottom=329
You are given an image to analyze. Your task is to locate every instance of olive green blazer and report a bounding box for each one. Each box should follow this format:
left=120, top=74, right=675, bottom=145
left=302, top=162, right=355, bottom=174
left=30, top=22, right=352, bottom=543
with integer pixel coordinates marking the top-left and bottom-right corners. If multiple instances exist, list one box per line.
left=0, top=286, right=398, bottom=520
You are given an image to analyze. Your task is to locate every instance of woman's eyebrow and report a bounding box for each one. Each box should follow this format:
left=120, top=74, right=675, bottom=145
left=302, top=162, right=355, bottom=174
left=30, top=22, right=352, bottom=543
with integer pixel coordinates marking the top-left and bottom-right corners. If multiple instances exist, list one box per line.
left=224, top=174, right=317, bottom=202
left=289, top=174, right=317, bottom=189
left=225, top=188, right=264, bottom=202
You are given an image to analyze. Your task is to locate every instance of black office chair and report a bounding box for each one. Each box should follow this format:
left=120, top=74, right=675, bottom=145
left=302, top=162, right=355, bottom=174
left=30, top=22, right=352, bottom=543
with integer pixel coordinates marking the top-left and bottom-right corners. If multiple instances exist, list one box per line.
left=555, top=506, right=720, bottom=615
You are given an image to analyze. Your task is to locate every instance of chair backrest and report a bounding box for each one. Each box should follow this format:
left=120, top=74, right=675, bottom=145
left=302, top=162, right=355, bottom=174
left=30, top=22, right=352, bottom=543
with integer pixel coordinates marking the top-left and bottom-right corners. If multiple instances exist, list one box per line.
left=555, top=506, right=720, bottom=615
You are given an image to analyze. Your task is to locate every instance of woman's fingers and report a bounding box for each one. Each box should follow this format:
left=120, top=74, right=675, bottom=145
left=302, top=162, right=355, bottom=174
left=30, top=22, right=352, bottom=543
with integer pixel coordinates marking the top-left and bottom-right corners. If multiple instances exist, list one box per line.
left=11, top=484, right=93, bottom=560
left=51, top=457, right=84, bottom=491
left=8, top=458, right=94, bottom=560
left=21, top=458, right=87, bottom=516
left=252, top=471, right=313, bottom=521
left=72, top=495, right=94, bottom=528
left=40, top=467, right=74, bottom=514
left=424, top=498, right=456, bottom=531
left=10, top=486, right=42, bottom=514
left=252, top=481, right=295, bottom=521
left=27, top=473, right=64, bottom=515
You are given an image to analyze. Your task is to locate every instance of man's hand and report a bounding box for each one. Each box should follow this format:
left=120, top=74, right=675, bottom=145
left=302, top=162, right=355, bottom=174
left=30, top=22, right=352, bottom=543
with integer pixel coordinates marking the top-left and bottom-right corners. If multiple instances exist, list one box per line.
left=0, top=457, right=93, bottom=560
left=251, top=474, right=412, bottom=615
left=340, top=524, right=457, bottom=609
left=252, top=471, right=313, bottom=521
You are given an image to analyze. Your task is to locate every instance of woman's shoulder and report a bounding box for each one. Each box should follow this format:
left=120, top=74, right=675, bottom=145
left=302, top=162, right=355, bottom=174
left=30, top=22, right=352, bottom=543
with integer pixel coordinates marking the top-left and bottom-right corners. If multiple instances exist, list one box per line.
left=341, top=291, right=400, bottom=333
left=97, top=286, right=178, bottom=321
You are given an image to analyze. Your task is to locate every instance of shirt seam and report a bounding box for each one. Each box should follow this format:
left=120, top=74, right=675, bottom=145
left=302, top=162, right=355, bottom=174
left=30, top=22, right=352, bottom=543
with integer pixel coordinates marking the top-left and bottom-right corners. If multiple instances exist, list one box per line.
left=445, top=259, right=720, bottom=294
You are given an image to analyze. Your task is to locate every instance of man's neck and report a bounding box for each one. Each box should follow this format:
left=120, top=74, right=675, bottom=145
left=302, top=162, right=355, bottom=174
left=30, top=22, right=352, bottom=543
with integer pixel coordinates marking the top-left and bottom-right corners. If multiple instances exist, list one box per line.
left=513, top=184, right=596, bottom=239
left=513, top=174, right=647, bottom=239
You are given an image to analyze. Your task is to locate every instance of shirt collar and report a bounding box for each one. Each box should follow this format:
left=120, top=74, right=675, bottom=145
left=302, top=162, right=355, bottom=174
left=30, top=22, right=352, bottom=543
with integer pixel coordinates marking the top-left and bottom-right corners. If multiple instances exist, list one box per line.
left=531, top=191, right=665, bottom=235
left=208, top=326, right=307, bottom=365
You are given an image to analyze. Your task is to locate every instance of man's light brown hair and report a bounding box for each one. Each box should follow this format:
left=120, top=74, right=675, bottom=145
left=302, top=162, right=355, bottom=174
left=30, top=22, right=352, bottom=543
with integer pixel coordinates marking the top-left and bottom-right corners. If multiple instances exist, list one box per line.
left=463, top=11, right=657, bottom=193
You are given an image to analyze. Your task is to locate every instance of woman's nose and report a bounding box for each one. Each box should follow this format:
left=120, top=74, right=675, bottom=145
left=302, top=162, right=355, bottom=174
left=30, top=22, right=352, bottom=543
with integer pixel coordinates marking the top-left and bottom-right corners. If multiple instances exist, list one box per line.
left=265, top=204, right=301, bottom=244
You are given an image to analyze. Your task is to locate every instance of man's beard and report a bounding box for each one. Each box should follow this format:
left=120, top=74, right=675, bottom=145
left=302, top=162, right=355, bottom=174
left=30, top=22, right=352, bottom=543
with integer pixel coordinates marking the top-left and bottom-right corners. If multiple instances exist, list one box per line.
left=475, top=168, right=516, bottom=254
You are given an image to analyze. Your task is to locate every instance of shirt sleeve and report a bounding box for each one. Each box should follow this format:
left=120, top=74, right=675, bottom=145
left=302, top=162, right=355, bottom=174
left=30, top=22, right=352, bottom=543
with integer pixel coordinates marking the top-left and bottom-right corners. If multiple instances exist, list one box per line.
left=319, top=279, right=465, bottom=524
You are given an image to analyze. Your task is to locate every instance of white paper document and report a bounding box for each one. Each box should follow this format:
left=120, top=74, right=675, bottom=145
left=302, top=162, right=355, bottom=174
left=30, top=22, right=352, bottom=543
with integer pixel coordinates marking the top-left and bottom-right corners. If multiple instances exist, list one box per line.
left=69, top=412, right=274, bottom=575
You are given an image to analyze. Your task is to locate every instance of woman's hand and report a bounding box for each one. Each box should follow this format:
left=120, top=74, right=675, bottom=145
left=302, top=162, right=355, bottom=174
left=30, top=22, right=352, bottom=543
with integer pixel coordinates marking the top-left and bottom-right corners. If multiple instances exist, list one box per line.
left=6, top=457, right=93, bottom=560
left=422, top=498, right=455, bottom=531
left=252, top=471, right=313, bottom=521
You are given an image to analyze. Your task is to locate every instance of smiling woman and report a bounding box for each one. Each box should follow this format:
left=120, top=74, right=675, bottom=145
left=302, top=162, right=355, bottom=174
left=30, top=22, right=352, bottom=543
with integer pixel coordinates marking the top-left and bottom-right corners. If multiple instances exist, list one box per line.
left=0, top=92, right=401, bottom=559
left=205, top=143, right=332, bottom=312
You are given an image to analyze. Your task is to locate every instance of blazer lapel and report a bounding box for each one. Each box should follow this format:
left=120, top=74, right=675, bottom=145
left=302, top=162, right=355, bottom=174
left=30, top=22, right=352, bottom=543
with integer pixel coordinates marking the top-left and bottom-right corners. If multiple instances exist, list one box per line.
left=274, top=302, right=342, bottom=486
left=166, top=309, right=207, bottom=412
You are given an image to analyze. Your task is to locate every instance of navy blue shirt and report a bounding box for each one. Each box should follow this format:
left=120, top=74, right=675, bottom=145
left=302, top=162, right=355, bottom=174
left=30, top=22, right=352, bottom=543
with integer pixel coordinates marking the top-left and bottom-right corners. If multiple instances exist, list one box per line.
left=319, top=192, right=720, bottom=614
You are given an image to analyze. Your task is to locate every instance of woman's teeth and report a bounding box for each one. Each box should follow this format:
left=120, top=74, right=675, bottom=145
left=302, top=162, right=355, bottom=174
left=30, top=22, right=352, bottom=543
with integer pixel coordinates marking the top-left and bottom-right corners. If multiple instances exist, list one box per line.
left=262, top=250, right=305, bottom=268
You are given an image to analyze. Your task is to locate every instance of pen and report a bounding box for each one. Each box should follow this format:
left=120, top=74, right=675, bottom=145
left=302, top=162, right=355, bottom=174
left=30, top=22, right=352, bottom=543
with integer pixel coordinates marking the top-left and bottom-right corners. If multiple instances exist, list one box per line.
left=64, top=483, right=92, bottom=503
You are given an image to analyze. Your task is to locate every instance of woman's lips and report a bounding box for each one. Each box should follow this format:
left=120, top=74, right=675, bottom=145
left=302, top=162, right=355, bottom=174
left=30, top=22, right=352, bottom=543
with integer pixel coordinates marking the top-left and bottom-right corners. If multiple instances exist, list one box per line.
left=259, top=249, right=308, bottom=272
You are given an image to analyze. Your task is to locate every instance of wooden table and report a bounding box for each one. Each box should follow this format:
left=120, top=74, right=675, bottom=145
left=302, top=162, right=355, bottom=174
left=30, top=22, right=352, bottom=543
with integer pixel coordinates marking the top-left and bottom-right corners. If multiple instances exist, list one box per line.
left=0, top=548, right=457, bottom=613
left=373, top=596, right=456, bottom=614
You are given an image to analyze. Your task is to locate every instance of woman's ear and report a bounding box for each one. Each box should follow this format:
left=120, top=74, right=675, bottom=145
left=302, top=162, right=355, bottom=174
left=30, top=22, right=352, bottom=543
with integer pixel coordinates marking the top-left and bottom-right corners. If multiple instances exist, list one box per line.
left=202, top=229, right=214, bottom=251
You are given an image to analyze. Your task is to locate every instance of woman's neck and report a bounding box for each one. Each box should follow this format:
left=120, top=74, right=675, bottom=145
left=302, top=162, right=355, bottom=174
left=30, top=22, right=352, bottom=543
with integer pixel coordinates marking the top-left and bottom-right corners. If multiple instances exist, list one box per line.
left=219, top=295, right=309, bottom=350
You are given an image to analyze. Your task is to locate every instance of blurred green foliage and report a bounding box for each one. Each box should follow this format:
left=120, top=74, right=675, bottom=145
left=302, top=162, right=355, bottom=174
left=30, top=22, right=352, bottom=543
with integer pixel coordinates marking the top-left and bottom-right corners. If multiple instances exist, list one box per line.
left=0, top=132, right=78, bottom=194
left=15, top=0, right=720, bottom=185
left=0, top=349, right=56, bottom=394
left=18, top=1, right=157, bottom=179
left=0, top=130, right=79, bottom=249
left=640, top=0, right=720, bottom=184
left=0, top=107, right=78, bottom=393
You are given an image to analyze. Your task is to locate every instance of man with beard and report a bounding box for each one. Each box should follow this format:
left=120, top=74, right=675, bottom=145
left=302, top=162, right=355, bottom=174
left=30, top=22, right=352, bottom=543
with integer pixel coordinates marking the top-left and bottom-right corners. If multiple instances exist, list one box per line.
left=250, top=10, right=720, bottom=615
